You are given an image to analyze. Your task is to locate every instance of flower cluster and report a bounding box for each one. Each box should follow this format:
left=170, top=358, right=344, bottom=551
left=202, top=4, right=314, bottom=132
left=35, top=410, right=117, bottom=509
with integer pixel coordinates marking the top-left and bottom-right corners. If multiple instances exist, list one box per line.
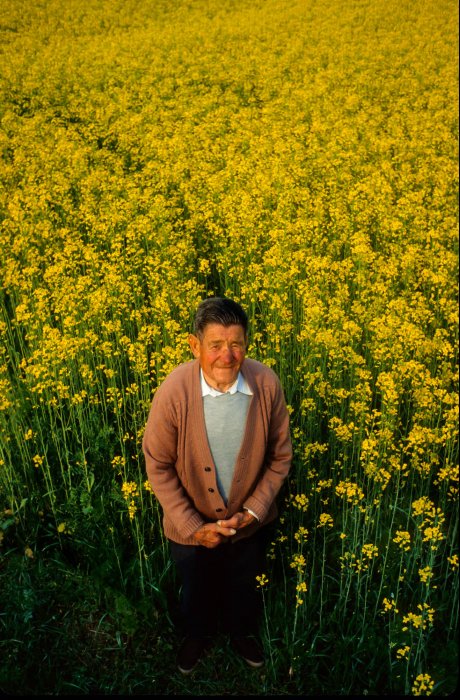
left=121, top=481, right=139, bottom=521
left=256, top=573, right=269, bottom=589
left=412, top=673, right=435, bottom=696
left=402, top=604, right=435, bottom=632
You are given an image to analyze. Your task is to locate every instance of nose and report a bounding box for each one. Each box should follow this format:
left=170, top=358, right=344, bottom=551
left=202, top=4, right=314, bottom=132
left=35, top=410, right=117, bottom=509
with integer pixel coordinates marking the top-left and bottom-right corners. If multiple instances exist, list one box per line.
left=220, top=345, right=233, bottom=363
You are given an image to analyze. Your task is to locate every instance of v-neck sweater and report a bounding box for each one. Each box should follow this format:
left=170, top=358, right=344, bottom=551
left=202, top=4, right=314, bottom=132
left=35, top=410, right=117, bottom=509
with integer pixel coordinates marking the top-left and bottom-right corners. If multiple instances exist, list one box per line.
left=143, top=357, right=292, bottom=545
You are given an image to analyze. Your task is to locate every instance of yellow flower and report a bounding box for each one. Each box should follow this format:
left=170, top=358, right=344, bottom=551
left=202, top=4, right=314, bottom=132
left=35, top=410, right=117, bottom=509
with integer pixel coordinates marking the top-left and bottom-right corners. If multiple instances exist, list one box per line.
left=121, top=481, right=139, bottom=498
left=412, top=673, right=434, bottom=696
left=198, top=258, right=211, bottom=274
left=111, top=455, right=125, bottom=475
left=362, top=543, right=378, bottom=559
left=396, top=645, right=410, bottom=660
left=411, top=497, right=435, bottom=518
left=382, top=597, right=399, bottom=614
left=256, top=573, right=269, bottom=588
left=295, top=581, right=308, bottom=607
left=317, top=513, right=334, bottom=528
left=329, top=416, right=355, bottom=442
left=121, top=481, right=139, bottom=520
left=418, top=566, right=433, bottom=584
left=314, top=478, right=333, bottom=492
left=402, top=603, right=435, bottom=631
left=393, top=530, right=411, bottom=552
left=290, top=554, right=307, bottom=573
left=335, top=480, right=365, bottom=505
left=422, top=525, right=444, bottom=547
left=294, top=526, right=309, bottom=542
left=291, top=493, right=309, bottom=511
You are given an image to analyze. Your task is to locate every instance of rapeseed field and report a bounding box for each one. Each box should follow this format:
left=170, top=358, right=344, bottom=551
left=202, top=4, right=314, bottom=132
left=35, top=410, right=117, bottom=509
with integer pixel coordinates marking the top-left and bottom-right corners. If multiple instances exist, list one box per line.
left=0, top=0, right=458, bottom=694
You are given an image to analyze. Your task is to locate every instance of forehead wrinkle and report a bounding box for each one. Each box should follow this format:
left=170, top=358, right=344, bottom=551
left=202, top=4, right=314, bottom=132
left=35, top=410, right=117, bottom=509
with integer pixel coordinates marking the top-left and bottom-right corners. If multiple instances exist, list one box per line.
left=201, top=324, right=246, bottom=344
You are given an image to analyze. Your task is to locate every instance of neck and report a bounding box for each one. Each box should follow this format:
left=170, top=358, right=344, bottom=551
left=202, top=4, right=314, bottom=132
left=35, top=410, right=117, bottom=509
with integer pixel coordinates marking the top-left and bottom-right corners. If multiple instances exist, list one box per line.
left=202, top=370, right=236, bottom=394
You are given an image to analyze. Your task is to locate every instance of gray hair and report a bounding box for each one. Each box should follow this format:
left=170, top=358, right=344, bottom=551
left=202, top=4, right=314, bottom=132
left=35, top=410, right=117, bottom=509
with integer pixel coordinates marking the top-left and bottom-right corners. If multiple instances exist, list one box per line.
left=194, top=297, right=248, bottom=339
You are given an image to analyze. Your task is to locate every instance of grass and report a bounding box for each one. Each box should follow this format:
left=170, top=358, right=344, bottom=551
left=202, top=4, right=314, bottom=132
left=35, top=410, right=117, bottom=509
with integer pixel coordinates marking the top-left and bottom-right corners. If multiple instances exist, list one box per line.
left=1, top=502, right=457, bottom=695
left=0, top=551, right=392, bottom=695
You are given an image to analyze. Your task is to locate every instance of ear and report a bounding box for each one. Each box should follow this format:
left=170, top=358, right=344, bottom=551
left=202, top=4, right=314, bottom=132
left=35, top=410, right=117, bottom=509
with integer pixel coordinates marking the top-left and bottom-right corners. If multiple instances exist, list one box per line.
left=188, top=334, right=201, bottom=358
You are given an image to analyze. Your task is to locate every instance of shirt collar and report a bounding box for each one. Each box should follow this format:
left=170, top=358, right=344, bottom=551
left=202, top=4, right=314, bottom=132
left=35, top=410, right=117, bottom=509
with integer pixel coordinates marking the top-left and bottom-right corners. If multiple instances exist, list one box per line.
left=200, top=369, right=253, bottom=397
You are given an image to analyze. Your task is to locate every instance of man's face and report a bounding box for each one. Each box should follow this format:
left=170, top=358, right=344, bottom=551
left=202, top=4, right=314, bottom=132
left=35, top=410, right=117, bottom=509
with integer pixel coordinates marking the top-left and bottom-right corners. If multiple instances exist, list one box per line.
left=188, top=323, right=247, bottom=393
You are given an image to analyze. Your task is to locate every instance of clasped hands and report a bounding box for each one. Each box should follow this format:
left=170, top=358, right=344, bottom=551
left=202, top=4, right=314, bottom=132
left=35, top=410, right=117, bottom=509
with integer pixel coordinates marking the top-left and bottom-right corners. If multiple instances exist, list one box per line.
left=193, top=510, right=255, bottom=548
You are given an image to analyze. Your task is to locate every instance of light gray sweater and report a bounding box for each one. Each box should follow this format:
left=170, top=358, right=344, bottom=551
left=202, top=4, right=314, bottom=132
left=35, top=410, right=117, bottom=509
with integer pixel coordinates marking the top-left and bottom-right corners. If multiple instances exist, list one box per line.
left=203, top=392, right=251, bottom=503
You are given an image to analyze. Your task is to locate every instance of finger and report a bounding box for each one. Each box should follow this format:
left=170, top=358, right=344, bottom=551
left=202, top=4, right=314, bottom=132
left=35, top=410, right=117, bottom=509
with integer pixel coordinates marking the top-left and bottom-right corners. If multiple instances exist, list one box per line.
left=218, top=514, right=241, bottom=529
left=237, top=514, right=254, bottom=529
left=216, top=524, right=237, bottom=536
left=217, top=518, right=238, bottom=526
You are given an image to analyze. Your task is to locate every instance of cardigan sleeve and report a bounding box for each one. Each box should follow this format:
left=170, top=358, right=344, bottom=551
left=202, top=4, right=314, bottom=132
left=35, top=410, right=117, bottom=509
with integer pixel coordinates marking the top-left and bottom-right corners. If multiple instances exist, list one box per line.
left=142, top=383, right=206, bottom=539
left=242, top=375, right=292, bottom=522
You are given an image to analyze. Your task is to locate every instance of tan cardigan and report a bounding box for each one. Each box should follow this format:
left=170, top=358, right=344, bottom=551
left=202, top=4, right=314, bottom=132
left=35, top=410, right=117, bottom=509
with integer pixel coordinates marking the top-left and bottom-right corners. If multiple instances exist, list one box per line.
left=142, top=357, right=292, bottom=545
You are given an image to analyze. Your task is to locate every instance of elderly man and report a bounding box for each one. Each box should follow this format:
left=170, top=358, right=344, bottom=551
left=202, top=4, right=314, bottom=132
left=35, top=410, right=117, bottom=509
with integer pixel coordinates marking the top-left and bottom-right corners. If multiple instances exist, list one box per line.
left=143, top=297, right=292, bottom=674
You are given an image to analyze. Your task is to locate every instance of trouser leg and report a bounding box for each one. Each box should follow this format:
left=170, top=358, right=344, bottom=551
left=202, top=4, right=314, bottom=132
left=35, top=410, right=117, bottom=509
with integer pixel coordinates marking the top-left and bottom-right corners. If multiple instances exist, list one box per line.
left=169, top=527, right=270, bottom=639
left=169, top=541, right=220, bottom=638
left=221, top=528, right=269, bottom=637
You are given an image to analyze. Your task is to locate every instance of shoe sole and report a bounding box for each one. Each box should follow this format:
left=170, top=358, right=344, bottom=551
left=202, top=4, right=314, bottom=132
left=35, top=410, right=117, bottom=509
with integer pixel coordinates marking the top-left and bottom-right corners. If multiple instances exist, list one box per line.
left=177, top=664, right=197, bottom=675
left=243, top=658, right=264, bottom=668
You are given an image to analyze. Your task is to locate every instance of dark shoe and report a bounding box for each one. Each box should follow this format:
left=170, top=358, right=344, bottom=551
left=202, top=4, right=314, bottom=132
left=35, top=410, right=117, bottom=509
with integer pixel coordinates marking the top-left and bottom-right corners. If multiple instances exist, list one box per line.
left=177, top=636, right=211, bottom=674
left=231, top=636, right=264, bottom=668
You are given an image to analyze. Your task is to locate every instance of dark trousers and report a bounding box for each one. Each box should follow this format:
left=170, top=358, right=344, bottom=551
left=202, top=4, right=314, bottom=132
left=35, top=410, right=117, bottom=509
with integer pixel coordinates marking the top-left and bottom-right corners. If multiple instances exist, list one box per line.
left=169, top=527, right=270, bottom=639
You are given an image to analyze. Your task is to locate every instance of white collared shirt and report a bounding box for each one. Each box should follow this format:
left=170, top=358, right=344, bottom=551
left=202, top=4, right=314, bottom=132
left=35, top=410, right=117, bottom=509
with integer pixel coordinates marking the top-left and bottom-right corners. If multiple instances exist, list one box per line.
left=200, top=369, right=253, bottom=397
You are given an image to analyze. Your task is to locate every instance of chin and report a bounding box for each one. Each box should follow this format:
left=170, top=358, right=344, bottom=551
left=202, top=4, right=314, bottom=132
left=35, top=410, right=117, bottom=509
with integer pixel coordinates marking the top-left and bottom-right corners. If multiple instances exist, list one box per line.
left=216, top=371, right=238, bottom=382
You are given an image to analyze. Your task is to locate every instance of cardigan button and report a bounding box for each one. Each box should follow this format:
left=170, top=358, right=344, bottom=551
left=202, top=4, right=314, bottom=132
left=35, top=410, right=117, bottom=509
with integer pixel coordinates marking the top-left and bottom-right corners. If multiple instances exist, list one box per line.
left=208, top=487, right=215, bottom=493
left=204, top=467, right=212, bottom=472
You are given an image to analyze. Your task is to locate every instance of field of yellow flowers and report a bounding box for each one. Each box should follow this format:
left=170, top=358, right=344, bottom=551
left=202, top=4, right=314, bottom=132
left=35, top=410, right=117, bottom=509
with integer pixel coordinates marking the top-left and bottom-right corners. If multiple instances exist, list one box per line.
left=0, top=0, right=458, bottom=695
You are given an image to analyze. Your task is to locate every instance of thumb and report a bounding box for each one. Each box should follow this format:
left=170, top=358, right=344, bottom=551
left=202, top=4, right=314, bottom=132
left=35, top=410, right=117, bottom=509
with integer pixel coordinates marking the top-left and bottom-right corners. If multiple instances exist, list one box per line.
left=217, top=513, right=244, bottom=529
